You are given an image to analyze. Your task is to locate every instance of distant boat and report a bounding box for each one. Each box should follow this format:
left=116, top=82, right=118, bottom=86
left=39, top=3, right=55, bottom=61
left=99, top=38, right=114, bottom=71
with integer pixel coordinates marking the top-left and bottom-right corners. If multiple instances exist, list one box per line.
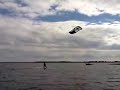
left=85, top=63, right=93, bottom=65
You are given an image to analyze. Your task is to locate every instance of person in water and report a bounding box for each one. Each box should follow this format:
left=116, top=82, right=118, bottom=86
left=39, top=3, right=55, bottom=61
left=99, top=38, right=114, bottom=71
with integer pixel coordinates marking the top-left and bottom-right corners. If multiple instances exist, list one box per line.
left=43, top=62, right=47, bottom=69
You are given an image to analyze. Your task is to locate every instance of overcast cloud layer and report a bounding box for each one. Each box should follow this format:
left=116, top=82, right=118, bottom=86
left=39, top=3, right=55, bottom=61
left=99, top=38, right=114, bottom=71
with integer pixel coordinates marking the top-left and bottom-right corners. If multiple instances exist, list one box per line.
left=0, top=0, right=120, bottom=62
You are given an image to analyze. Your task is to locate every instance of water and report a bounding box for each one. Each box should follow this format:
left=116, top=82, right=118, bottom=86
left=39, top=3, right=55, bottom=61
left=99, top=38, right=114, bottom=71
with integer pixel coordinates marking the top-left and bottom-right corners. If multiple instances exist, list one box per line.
left=0, top=63, right=120, bottom=90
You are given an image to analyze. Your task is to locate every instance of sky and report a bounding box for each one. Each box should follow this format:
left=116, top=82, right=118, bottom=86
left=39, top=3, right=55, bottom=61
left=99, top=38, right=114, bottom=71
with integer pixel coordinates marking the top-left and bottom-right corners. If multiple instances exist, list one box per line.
left=0, top=0, right=120, bottom=62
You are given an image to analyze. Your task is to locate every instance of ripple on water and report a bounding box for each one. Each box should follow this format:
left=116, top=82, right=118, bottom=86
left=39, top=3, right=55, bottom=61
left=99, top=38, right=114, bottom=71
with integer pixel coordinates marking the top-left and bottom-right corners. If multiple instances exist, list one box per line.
left=103, top=88, right=116, bottom=90
left=18, top=87, right=43, bottom=90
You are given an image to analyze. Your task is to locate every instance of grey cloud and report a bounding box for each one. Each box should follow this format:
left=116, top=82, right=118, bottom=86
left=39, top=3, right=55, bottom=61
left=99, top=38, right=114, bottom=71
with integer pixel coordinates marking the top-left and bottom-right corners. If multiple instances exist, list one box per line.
left=101, top=44, right=120, bottom=50
left=0, top=16, right=120, bottom=62
left=0, top=16, right=119, bottom=50
left=27, top=27, right=105, bottom=49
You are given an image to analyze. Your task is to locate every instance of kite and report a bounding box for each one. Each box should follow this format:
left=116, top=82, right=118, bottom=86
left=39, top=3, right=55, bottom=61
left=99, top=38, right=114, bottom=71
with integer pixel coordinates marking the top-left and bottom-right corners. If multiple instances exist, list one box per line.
left=69, top=26, right=82, bottom=34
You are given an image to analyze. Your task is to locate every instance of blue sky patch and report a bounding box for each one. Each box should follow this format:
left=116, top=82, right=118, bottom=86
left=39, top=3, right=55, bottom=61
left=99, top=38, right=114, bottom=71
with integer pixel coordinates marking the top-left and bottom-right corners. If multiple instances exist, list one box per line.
left=0, top=8, right=16, bottom=17
left=35, top=10, right=120, bottom=24
left=14, top=0, right=28, bottom=7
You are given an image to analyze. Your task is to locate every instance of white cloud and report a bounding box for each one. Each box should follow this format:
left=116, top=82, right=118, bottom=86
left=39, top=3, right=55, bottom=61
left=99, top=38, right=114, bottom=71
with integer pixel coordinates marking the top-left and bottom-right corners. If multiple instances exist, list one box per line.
left=56, top=0, right=120, bottom=16
left=0, top=0, right=57, bottom=18
left=0, top=15, right=120, bottom=50
left=0, top=0, right=120, bottom=18
left=0, top=0, right=120, bottom=61
left=25, top=0, right=120, bottom=16
left=0, top=17, right=120, bottom=62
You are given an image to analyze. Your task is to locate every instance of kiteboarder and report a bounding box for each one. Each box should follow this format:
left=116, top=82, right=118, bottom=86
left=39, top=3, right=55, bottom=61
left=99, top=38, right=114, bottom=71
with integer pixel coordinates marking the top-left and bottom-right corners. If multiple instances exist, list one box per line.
left=43, top=62, right=47, bottom=69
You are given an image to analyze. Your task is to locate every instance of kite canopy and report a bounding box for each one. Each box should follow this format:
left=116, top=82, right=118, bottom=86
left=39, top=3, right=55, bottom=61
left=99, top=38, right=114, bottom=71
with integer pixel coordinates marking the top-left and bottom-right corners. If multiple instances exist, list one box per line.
left=69, top=26, right=82, bottom=34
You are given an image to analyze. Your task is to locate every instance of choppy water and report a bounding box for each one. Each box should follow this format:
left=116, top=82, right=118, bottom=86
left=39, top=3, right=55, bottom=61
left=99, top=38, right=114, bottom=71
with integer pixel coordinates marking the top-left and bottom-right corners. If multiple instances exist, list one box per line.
left=0, top=63, right=120, bottom=90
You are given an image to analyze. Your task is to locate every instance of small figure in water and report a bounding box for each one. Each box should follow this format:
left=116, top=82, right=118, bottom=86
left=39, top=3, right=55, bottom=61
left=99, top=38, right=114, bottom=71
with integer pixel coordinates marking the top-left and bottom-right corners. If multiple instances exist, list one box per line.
left=43, top=62, right=47, bottom=69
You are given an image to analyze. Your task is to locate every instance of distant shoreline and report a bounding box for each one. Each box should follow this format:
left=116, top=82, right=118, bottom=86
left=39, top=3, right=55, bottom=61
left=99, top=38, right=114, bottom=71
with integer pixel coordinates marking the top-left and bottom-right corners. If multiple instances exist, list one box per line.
left=0, top=61, right=120, bottom=63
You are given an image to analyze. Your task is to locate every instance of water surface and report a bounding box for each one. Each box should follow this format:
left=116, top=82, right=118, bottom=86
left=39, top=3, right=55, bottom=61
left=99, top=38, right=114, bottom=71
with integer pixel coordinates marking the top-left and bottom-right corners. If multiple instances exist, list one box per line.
left=0, top=63, right=120, bottom=90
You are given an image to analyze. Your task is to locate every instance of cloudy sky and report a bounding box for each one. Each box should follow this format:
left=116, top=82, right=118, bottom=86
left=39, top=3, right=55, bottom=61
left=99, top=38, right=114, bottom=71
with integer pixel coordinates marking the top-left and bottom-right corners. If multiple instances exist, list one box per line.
left=0, top=0, right=120, bottom=62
